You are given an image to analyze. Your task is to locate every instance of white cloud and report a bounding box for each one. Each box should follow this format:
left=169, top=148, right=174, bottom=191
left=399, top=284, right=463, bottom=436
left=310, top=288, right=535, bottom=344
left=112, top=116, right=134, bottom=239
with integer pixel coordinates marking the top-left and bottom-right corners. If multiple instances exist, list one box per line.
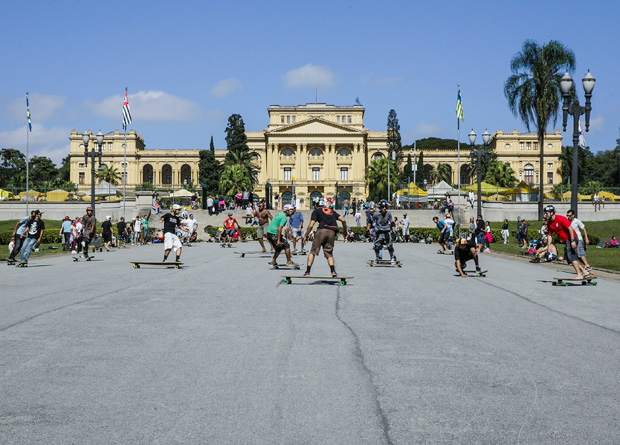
left=283, top=64, right=335, bottom=89
left=588, top=115, right=604, bottom=132
left=85, top=90, right=201, bottom=122
left=210, top=79, right=242, bottom=98
left=2, top=93, right=66, bottom=122
left=414, top=122, right=441, bottom=138
left=0, top=124, right=71, bottom=164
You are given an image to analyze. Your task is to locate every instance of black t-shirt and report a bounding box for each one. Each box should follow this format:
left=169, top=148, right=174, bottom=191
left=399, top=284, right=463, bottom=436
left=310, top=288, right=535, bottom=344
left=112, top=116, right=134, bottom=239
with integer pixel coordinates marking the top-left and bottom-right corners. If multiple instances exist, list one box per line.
left=24, top=218, right=45, bottom=239
left=475, top=219, right=485, bottom=234
left=102, top=220, right=112, bottom=234
left=310, top=207, right=341, bottom=232
left=162, top=213, right=180, bottom=234
left=502, top=222, right=508, bottom=230
left=455, top=239, right=476, bottom=262
left=117, top=221, right=127, bottom=233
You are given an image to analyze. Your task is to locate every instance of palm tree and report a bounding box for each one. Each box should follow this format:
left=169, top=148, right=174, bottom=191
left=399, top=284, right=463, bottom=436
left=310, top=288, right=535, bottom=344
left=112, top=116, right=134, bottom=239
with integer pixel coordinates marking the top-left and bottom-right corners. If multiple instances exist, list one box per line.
left=365, top=158, right=399, bottom=201
left=485, top=161, right=518, bottom=187
left=225, top=150, right=259, bottom=189
left=219, top=164, right=253, bottom=196
left=96, top=165, right=121, bottom=199
left=504, top=39, right=576, bottom=218
left=436, top=163, right=452, bottom=185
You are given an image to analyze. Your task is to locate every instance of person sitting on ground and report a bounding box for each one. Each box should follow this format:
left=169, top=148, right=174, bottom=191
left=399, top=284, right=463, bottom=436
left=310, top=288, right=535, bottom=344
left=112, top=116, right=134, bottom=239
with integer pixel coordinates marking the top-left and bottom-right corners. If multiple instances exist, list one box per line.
left=531, top=233, right=558, bottom=263
left=605, top=235, right=618, bottom=248
left=455, top=237, right=481, bottom=278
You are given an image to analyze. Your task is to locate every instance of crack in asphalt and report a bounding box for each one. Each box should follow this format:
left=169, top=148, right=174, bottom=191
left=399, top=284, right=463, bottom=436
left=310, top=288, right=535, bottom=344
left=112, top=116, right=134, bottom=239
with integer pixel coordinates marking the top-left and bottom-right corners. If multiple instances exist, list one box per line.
left=335, top=287, right=394, bottom=445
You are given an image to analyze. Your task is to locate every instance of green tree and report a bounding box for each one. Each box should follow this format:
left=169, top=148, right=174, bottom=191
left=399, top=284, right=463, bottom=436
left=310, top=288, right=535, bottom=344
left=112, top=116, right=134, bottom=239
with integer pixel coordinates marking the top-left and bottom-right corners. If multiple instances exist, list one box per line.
left=57, top=155, right=71, bottom=182
left=96, top=165, right=121, bottom=186
left=219, top=164, right=254, bottom=196
left=198, top=148, right=222, bottom=195
left=0, top=148, right=27, bottom=188
left=387, top=109, right=403, bottom=167
left=29, top=156, right=58, bottom=188
left=415, top=151, right=425, bottom=187
left=484, top=161, right=518, bottom=187
left=435, top=163, right=452, bottom=185
left=558, top=145, right=588, bottom=185
left=403, top=154, right=413, bottom=183
left=224, top=114, right=249, bottom=163
left=504, top=39, right=576, bottom=217
left=365, top=158, right=399, bottom=202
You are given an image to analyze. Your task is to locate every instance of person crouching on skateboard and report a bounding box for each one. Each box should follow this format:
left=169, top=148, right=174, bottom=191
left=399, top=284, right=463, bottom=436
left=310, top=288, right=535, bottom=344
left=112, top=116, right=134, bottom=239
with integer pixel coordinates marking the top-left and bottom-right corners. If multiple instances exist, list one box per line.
left=367, top=200, right=397, bottom=263
left=303, top=198, right=347, bottom=277
left=544, top=204, right=588, bottom=280
left=160, top=204, right=183, bottom=263
left=455, top=237, right=481, bottom=278
left=266, top=204, right=297, bottom=267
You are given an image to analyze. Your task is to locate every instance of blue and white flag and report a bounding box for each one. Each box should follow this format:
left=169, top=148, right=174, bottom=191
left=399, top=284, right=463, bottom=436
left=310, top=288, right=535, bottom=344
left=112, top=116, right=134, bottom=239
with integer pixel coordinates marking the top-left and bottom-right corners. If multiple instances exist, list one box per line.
left=26, top=93, right=32, bottom=131
left=578, top=120, right=587, bottom=148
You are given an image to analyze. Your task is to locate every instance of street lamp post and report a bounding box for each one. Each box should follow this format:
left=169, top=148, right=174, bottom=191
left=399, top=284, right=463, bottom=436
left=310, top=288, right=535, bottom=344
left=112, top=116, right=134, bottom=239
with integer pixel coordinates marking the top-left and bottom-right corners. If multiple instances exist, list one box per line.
left=83, top=131, right=105, bottom=216
left=560, top=70, right=596, bottom=218
left=469, top=129, right=490, bottom=217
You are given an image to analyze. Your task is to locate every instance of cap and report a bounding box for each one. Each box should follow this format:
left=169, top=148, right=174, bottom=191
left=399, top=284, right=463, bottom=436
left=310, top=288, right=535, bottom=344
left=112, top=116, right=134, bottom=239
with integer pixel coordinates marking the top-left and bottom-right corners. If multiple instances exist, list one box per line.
left=65, top=216, right=70, bottom=220
left=318, top=198, right=327, bottom=207
left=34, top=209, right=43, bottom=215
left=283, top=204, right=294, bottom=212
left=120, top=217, right=125, bottom=220
left=172, top=204, right=182, bottom=210
left=86, top=206, right=93, bottom=211
left=460, top=238, right=468, bottom=245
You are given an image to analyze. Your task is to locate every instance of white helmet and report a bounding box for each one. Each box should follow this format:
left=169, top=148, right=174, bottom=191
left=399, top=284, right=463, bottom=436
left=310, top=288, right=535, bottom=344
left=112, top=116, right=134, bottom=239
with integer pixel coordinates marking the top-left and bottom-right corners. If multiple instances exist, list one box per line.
left=172, top=204, right=182, bottom=210
left=106, top=215, right=111, bottom=220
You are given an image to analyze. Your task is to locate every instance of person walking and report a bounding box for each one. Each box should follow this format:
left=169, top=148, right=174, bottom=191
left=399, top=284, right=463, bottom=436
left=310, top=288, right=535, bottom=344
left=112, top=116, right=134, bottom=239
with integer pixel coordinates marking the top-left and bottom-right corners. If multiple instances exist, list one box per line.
left=303, top=198, right=347, bottom=277
left=17, top=210, right=45, bottom=267
left=400, top=213, right=410, bottom=242
left=289, top=207, right=305, bottom=253
left=81, top=206, right=97, bottom=259
left=117, top=217, right=128, bottom=248
left=100, top=215, right=114, bottom=251
left=254, top=201, right=273, bottom=253
left=59, top=216, right=72, bottom=250
left=501, top=219, right=509, bottom=244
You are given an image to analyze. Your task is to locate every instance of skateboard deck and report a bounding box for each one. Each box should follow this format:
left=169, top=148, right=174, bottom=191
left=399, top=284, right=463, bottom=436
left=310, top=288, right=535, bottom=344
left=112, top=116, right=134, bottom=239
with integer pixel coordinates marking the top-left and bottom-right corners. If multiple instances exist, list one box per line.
left=270, top=264, right=300, bottom=270
left=235, top=251, right=270, bottom=258
left=552, top=276, right=597, bottom=286
left=130, top=261, right=184, bottom=269
left=437, top=250, right=454, bottom=255
left=461, top=270, right=488, bottom=277
left=282, top=275, right=353, bottom=286
left=73, top=256, right=95, bottom=262
left=291, top=251, right=308, bottom=256
left=368, top=259, right=402, bottom=267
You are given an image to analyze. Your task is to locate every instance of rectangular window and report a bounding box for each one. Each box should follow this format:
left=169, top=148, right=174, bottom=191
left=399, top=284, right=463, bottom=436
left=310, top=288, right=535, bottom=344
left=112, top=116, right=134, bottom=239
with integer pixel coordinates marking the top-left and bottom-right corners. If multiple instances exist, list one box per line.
left=348, top=115, right=352, bottom=124
left=547, top=172, right=553, bottom=184
left=547, top=162, right=553, bottom=168
left=337, top=116, right=340, bottom=123
left=78, top=163, right=85, bottom=168
left=292, top=116, right=296, bottom=123
left=312, top=167, right=320, bottom=181
left=341, top=167, right=348, bottom=181
left=520, top=142, right=524, bottom=150
left=108, top=142, right=113, bottom=150
left=287, top=115, right=290, bottom=123
left=533, top=142, right=538, bottom=150
left=281, top=115, right=285, bottom=123
left=79, top=172, right=85, bottom=185
left=526, top=142, right=531, bottom=150
left=284, top=167, right=291, bottom=181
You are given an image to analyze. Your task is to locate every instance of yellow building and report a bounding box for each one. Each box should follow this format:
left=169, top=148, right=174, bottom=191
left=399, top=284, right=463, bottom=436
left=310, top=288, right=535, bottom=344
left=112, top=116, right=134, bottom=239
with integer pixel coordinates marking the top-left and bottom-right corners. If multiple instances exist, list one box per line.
left=68, top=105, right=563, bottom=205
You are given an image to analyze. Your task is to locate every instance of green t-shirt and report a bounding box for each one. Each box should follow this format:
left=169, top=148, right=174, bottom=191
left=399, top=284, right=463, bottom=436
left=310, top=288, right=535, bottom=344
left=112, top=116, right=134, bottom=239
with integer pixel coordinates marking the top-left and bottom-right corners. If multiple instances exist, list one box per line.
left=267, top=212, right=288, bottom=235
left=142, top=218, right=148, bottom=229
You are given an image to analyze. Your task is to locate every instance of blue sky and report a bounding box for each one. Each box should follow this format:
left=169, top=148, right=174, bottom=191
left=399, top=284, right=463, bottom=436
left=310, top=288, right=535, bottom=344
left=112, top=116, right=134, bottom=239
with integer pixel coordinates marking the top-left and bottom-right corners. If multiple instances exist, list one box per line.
left=1, top=0, right=618, bottom=164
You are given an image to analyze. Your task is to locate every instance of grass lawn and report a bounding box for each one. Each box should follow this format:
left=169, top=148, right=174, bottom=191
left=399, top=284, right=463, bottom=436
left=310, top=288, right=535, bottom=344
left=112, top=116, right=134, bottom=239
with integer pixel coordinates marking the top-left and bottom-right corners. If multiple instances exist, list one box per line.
left=489, top=219, right=620, bottom=272
left=1, top=219, right=69, bottom=260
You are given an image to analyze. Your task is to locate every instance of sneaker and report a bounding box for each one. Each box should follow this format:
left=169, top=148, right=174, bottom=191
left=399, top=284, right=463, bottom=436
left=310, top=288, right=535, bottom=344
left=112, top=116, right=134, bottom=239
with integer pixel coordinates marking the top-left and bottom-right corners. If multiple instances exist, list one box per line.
left=530, top=257, right=541, bottom=263
left=476, top=266, right=481, bottom=272
left=268, top=260, right=277, bottom=266
left=376, top=257, right=382, bottom=262
left=71, top=250, right=77, bottom=254
left=304, top=271, right=311, bottom=276
left=585, top=266, right=592, bottom=272
left=331, top=270, right=338, bottom=277
left=286, top=261, right=299, bottom=267
left=484, top=248, right=491, bottom=253
left=391, top=257, right=397, bottom=264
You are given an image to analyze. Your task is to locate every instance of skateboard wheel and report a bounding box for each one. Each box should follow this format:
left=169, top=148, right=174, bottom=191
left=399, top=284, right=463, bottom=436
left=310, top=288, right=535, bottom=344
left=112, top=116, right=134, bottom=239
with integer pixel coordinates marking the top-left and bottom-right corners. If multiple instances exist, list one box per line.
left=132, top=265, right=136, bottom=269
left=174, top=266, right=179, bottom=269
left=284, top=279, right=291, bottom=284
left=592, top=281, right=597, bottom=285
left=340, top=280, right=346, bottom=286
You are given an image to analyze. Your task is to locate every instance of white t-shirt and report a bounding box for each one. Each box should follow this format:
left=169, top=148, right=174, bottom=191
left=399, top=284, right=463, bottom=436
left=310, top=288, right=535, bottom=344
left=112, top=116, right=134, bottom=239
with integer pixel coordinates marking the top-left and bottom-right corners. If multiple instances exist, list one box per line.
left=400, top=217, right=410, bottom=229
left=185, top=218, right=197, bottom=233
left=134, top=220, right=141, bottom=232
left=570, top=218, right=585, bottom=241
left=75, top=222, right=83, bottom=235
left=445, top=218, right=455, bottom=234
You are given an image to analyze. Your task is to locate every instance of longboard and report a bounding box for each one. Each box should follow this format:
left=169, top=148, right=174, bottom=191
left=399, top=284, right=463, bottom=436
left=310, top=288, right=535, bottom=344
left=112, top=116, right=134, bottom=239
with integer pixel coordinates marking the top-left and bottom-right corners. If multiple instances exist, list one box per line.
left=270, top=264, right=300, bottom=270
left=73, top=256, right=95, bottom=262
left=291, top=251, right=308, bottom=256
left=368, top=259, right=402, bottom=268
left=235, top=251, right=270, bottom=258
left=552, top=276, right=597, bottom=286
left=460, top=269, right=488, bottom=277
left=437, top=250, right=454, bottom=255
left=130, top=261, right=183, bottom=269
left=282, top=275, right=353, bottom=286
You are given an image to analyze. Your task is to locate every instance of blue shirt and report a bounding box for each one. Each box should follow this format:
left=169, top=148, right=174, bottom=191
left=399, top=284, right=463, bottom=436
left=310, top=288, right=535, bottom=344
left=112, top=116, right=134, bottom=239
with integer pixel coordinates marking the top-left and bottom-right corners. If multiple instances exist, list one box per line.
left=61, top=220, right=72, bottom=233
left=436, top=220, right=446, bottom=231
left=290, top=212, right=304, bottom=229
left=16, top=216, right=30, bottom=236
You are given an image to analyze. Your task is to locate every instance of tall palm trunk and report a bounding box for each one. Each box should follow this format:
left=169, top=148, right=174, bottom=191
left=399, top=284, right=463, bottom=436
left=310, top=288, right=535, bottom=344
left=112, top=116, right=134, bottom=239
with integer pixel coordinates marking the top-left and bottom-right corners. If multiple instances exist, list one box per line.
left=538, top=131, right=545, bottom=218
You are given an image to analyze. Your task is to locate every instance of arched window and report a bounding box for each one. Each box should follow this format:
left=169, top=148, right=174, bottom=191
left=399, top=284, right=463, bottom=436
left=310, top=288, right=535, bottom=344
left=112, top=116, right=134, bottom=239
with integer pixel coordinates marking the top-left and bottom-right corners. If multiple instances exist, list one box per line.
left=143, top=164, right=153, bottom=184
left=162, top=164, right=172, bottom=185
left=282, top=149, right=294, bottom=157
left=250, top=153, right=259, bottom=161
left=524, top=163, right=534, bottom=184
left=180, top=164, right=192, bottom=185
left=339, top=149, right=350, bottom=157
left=310, top=149, right=322, bottom=157
left=374, top=153, right=384, bottom=160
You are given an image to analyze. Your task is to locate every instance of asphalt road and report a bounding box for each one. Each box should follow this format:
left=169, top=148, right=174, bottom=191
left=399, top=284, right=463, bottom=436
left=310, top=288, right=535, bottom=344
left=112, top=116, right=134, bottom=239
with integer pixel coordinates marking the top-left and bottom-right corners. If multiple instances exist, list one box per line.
left=2, top=241, right=619, bottom=444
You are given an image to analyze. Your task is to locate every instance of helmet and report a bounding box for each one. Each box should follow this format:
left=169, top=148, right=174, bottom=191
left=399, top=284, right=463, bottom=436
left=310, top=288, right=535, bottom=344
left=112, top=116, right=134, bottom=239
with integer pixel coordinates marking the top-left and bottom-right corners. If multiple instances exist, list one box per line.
left=379, top=200, right=388, bottom=209
left=318, top=198, right=327, bottom=207
left=106, top=215, right=111, bottom=220
left=544, top=204, right=556, bottom=214
left=228, top=212, right=233, bottom=216
left=172, top=204, right=182, bottom=210
left=283, top=204, right=294, bottom=212
left=86, top=206, right=93, bottom=211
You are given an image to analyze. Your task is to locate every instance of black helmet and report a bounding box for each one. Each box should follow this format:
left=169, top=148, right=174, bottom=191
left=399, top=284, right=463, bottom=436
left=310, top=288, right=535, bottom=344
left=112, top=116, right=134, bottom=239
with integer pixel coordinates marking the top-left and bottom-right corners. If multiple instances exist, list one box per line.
left=544, top=204, right=556, bottom=214
left=379, top=200, right=388, bottom=209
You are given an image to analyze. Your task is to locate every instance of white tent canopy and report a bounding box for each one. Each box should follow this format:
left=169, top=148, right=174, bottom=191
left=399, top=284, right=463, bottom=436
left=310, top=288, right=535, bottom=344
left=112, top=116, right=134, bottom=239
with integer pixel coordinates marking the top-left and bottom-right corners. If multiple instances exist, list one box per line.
left=86, top=180, right=119, bottom=197
left=170, top=188, right=194, bottom=198
left=426, top=180, right=465, bottom=199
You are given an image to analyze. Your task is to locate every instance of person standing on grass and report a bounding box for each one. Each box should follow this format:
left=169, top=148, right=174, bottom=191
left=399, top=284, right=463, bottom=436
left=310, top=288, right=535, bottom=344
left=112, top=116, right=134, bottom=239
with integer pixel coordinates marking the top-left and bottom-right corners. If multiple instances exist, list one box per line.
left=501, top=219, right=509, bottom=244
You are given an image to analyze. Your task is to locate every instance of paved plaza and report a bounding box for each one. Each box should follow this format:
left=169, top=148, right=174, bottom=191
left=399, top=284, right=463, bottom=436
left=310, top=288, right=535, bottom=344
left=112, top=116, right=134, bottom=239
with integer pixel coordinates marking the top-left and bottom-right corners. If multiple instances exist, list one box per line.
left=2, top=241, right=620, bottom=444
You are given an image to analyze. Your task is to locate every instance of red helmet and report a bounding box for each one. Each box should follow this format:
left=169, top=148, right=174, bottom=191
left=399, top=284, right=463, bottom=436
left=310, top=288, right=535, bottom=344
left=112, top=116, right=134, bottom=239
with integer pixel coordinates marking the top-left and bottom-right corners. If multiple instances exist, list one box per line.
left=86, top=206, right=93, bottom=211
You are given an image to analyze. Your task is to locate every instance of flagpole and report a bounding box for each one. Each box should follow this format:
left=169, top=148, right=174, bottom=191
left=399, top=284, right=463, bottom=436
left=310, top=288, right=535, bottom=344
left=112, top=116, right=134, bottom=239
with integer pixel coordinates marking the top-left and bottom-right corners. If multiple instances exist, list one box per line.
left=457, top=115, right=461, bottom=227
left=26, top=92, right=30, bottom=215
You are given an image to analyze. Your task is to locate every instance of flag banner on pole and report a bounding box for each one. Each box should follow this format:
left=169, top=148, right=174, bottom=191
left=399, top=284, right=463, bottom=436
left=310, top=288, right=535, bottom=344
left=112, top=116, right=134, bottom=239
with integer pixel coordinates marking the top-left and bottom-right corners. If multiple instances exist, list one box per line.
left=456, top=87, right=464, bottom=121
left=26, top=93, right=32, bottom=131
left=355, top=97, right=361, bottom=105
left=578, top=120, right=587, bottom=148
left=122, top=88, right=132, bottom=130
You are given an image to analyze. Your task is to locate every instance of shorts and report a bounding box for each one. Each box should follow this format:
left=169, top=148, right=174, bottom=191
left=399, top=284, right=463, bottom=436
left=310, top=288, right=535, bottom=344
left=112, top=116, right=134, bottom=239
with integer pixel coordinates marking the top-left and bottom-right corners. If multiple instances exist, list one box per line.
left=310, top=228, right=335, bottom=258
left=257, top=222, right=268, bottom=238
left=401, top=227, right=409, bottom=236
left=374, top=231, right=393, bottom=251
left=565, top=240, right=579, bottom=263
left=266, top=233, right=289, bottom=253
left=576, top=238, right=586, bottom=257
left=291, top=227, right=304, bottom=239
left=102, top=232, right=112, bottom=243
left=224, top=229, right=236, bottom=237
left=440, top=231, right=450, bottom=243
left=164, top=232, right=183, bottom=250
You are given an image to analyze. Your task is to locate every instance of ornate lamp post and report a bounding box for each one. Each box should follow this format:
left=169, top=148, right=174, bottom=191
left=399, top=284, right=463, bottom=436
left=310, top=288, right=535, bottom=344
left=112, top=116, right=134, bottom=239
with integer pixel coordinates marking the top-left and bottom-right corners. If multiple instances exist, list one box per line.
left=560, top=70, right=595, bottom=217
left=469, top=129, right=490, bottom=217
left=83, top=131, right=105, bottom=216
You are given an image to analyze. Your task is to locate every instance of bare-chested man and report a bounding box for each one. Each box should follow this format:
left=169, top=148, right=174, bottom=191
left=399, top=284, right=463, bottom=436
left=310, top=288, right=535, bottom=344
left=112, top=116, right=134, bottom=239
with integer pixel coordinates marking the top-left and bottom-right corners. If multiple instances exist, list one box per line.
left=255, top=201, right=273, bottom=253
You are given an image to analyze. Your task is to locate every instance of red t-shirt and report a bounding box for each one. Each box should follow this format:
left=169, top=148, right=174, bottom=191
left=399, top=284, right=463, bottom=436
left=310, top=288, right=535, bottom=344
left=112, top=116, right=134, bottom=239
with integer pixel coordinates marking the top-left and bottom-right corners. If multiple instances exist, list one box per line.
left=224, top=218, right=237, bottom=230
left=547, top=215, right=577, bottom=243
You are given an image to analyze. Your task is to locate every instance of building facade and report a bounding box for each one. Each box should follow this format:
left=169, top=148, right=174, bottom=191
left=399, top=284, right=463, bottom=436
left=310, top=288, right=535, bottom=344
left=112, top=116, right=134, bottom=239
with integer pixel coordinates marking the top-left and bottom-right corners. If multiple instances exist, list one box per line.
left=68, top=105, right=563, bottom=206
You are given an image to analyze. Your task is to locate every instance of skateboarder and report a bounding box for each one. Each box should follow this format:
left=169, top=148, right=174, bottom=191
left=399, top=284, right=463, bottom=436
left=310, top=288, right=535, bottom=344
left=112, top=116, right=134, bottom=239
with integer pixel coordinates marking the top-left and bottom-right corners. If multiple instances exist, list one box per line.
left=367, top=200, right=398, bottom=263
left=160, top=204, right=183, bottom=263
left=455, top=237, right=481, bottom=278
left=303, top=198, right=347, bottom=277
left=17, top=210, right=45, bottom=267
left=81, top=206, right=97, bottom=259
left=220, top=212, right=242, bottom=244
left=266, top=204, right=297, bottom=267
left=7, top=210, right=35, bottom=264
left=254, top=201, right=273, bottom=253
left=544, top=205, right=588, bottom=279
